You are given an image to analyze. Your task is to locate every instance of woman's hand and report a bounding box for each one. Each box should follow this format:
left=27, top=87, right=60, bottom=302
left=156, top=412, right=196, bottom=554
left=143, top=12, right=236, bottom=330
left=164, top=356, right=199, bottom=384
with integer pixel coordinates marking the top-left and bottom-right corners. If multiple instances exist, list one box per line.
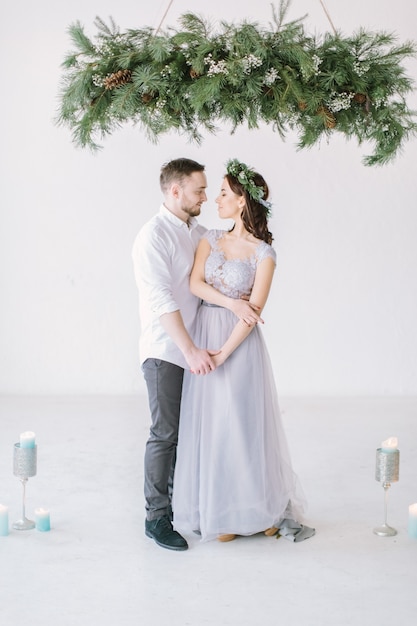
left=212, top=351, right=226, bottom=368
left=229, top=298, right=263, bottom=326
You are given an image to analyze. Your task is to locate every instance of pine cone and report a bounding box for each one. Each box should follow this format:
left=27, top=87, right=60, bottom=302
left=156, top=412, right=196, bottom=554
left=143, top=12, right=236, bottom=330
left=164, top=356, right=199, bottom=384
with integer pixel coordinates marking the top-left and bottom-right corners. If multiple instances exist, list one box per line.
left=189, top=68, right=200, bottom=79
left=141, top=93, right=153, bottom=104
left=262, top=86, right=274, bottom=97
left=353, top=93, right=366, bottom=104
left=317, top=105, right=336, bottom=129
left=298, top=101, right=307, bottom=111
left=103, top=69, right=133, bottom=90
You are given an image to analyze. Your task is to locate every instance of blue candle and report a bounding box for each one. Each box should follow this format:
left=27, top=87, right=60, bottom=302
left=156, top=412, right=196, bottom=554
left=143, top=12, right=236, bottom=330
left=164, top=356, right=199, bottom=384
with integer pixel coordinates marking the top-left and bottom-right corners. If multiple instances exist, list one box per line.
left=20, top=431, right=36, bottom=448
left=0, top=504, right=9, bottom=536
left=408, top=504, right=417, bottom=539
left=35, top=508, right=51, bottom=532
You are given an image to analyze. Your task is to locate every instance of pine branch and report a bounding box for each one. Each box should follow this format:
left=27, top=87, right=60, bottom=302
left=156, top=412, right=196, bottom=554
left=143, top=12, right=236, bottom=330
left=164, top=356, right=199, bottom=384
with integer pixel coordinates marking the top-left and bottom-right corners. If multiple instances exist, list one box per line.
left=94, top=16, right=119, bottom=37
left=178, top=13, right=212, bottom=38
left=56, top=2, right=417, bottom=164
left=67, top=21, right=97, bottom=58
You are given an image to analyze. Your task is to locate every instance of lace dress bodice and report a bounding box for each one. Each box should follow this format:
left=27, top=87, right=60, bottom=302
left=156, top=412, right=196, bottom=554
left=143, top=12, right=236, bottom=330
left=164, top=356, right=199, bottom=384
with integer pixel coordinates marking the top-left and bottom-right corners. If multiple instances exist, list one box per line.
left=204, top=229, right=276, bottom=299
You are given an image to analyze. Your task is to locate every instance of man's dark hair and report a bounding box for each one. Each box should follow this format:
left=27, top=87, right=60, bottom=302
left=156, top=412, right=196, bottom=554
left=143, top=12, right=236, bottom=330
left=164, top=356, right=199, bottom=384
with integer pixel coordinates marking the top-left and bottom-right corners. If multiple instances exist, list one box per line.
left=160, top=158, right=205, bottom=192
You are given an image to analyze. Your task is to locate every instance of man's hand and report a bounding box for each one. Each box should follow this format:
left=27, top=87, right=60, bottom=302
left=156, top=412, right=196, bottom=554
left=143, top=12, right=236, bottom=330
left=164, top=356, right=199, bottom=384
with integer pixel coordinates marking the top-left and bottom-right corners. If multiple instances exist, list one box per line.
left=230, top=299, right=263, bottom=326
left=185, top=347, right=220, bottom=375
left=160, top=311, right=219, bottom=374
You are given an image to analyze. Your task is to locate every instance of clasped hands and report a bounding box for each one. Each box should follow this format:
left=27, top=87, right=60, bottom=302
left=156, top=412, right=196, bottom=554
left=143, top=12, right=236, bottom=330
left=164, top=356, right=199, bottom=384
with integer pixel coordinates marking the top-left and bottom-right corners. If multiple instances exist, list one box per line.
left=189, top=299, right=263, bottom=375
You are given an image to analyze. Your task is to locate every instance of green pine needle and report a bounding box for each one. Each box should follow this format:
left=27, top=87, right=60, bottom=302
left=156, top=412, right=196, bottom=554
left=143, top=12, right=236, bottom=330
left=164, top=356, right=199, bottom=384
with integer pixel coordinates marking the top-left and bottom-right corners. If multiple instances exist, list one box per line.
left=55, top=1, right=417, bottom=164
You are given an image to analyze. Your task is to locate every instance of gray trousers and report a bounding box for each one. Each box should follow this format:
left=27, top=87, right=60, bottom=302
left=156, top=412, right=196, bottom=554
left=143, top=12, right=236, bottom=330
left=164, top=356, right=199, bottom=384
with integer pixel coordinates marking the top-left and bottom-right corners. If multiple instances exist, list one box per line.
left=142, top=358, right=184, bottom=521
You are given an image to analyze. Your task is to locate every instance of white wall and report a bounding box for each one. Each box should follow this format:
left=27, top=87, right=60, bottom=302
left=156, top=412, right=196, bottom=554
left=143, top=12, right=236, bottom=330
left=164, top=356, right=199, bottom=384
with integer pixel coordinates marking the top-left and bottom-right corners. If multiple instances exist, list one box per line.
left=1, top=0, right=416, bottom=396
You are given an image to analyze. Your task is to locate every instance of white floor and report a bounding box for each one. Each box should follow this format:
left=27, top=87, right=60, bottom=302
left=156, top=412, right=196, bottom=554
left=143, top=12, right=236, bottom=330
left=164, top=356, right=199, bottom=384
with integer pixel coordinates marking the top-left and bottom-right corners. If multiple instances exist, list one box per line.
left=1, top=395, right=416, bottom=626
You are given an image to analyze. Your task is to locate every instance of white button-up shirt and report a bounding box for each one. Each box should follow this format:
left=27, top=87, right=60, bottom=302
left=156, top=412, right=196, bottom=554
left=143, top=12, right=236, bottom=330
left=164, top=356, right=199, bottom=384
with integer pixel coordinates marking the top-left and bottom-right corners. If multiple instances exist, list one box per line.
left=132, top=205, right=206, bottom=369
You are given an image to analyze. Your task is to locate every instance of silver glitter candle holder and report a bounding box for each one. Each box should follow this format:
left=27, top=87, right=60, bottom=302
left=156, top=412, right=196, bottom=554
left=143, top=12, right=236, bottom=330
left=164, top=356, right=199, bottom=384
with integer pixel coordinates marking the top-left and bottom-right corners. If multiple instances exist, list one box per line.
left=13, top=443, right=37, bottom=530
left=373, top=448, right=399, bottom=537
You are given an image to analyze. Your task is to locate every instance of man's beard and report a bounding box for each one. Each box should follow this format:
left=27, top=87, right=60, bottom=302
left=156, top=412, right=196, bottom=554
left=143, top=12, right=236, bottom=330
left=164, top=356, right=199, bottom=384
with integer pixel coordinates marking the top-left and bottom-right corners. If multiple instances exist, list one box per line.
left=182, top=204, right=201, bottom=218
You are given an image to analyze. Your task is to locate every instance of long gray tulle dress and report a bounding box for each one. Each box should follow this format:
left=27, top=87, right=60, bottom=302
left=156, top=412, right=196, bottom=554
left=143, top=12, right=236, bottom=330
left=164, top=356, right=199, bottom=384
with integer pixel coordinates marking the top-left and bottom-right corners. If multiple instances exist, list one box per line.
left=172, top=229, right=306, bottom=542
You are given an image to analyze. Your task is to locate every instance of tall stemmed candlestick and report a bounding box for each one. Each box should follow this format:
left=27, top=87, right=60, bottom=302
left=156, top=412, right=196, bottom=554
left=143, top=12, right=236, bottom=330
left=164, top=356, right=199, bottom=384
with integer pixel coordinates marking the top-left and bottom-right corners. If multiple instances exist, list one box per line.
left=373, top=437, right=399, bottom=537
left=13, top=432, right=37, bottom=530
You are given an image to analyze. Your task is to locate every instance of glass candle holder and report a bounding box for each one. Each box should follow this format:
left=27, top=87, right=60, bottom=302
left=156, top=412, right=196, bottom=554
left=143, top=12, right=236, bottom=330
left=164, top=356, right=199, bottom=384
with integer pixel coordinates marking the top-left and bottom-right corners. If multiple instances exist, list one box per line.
left=13, top=443, right=37, bottom=530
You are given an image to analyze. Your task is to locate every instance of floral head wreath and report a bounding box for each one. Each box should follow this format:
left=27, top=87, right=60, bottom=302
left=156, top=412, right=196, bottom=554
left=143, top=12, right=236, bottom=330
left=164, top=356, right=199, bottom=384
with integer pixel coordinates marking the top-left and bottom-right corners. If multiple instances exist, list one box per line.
left=226, top=159, right=272, bottom=216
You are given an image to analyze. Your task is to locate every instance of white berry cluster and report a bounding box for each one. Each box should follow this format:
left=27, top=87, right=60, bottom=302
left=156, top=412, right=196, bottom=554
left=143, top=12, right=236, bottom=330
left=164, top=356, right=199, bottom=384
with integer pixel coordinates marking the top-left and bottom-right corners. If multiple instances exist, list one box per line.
left=327, top=91, right=354, bottom=112
left=204, top=54, right=229, bottom=76
left=263, top=67, right=280, bottom=85
left=353, top=60, right=371, bottom=77
left=312, top=54, right=322, bottom=75
left=92, top=74, right=105, bottom=87
left=241, top=54, right=263, bottom=74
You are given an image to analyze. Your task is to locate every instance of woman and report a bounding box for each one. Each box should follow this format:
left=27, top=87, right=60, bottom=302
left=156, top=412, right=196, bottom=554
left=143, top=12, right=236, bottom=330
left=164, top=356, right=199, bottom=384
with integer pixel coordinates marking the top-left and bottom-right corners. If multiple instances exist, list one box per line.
left=173, top=159, right=312, bottom=543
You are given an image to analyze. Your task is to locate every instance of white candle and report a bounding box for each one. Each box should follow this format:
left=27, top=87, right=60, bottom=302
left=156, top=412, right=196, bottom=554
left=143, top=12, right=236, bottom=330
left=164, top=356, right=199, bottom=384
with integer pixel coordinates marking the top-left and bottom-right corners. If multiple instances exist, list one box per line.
left=408, top=504, right=417, bottom=539
left=380, top=436, right=398, bottom=453
left=35, top=508, right=51, bottom=532
left=20, top=431, right=36, bottom=448
left=0, top=504, right=9, bottom=537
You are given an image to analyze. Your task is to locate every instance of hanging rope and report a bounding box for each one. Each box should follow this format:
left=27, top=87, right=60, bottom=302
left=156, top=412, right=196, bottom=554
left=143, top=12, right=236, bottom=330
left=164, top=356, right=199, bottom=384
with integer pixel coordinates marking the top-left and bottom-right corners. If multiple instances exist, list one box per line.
left=155, top=1, right=337, bottom=36
left=318, top=0, right=337, bottom=35
left=154, top=0, right=175, bottom=35
left=155, top=1, right=337, bottom=37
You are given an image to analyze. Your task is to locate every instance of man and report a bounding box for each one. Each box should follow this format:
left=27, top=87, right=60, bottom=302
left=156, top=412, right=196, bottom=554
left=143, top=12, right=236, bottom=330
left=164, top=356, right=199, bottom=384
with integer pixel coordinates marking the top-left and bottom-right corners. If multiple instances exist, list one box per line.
left=132, top=158, right=217, bottom=551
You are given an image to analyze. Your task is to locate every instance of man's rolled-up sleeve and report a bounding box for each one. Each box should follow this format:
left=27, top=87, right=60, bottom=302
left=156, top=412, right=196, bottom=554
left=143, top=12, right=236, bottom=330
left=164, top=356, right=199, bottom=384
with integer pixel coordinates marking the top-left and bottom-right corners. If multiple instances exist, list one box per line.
left=133, top=228, right=179, bottom=318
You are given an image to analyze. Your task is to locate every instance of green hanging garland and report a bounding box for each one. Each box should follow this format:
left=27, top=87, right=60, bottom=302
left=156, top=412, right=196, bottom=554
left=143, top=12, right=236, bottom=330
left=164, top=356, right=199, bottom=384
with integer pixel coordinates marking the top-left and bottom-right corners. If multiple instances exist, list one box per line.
left=56, top=1, right=417, bottom=165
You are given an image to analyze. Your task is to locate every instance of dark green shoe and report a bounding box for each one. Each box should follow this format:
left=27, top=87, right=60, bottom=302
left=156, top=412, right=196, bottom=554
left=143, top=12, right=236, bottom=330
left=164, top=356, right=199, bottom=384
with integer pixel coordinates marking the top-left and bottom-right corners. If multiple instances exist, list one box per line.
left=145, top=515, right=188, bottom=551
